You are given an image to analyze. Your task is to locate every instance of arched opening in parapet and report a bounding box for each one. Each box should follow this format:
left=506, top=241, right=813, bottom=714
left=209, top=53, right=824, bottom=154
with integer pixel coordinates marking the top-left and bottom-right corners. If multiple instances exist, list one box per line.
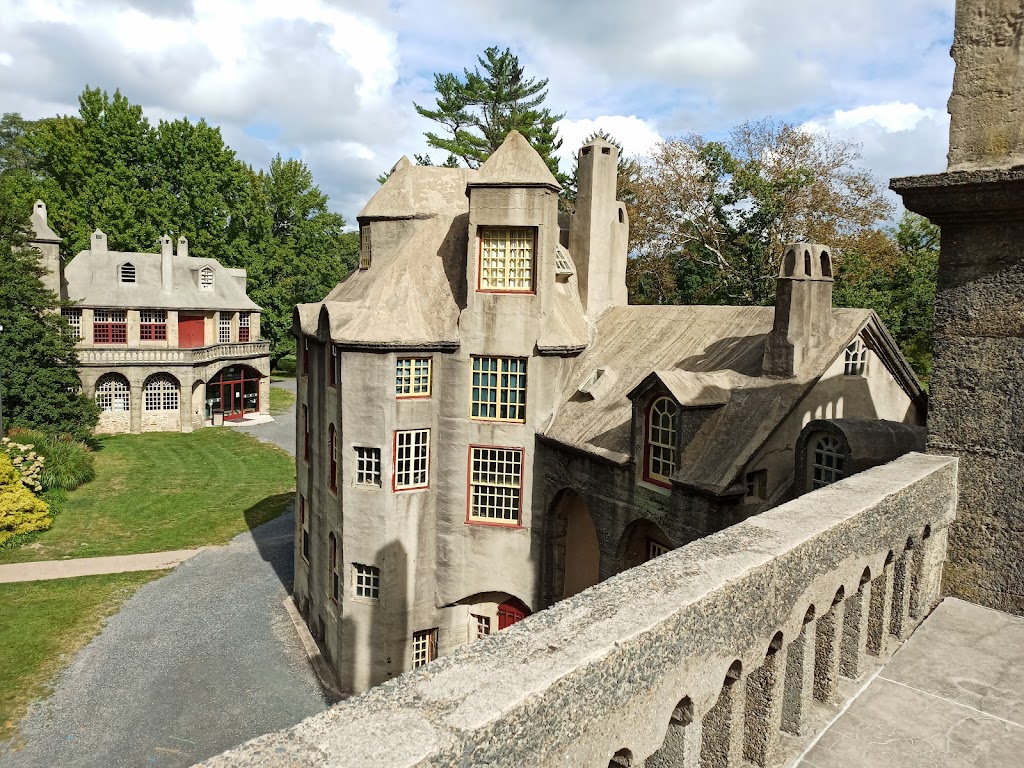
left=552, top=488, right=600, bottom=600
left=616, top=518, right=673, bottom=573
left=208, top=364, right=262, bottom=420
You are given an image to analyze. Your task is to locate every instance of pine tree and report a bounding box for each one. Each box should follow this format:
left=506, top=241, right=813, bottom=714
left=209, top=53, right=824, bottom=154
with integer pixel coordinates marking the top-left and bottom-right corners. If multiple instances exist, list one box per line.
left=414, top=47, right=566, bottom=183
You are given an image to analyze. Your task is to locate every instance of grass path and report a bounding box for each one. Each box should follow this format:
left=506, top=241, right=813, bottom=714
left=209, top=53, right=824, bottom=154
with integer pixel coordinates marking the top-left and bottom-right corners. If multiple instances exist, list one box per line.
left=0, top=429, right=294, bottom=564
left=0, top=571, right=164, bottom=742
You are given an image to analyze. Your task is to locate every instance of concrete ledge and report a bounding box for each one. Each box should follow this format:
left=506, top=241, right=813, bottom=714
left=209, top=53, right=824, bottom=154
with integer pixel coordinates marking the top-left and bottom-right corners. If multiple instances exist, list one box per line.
left=281, top=597, right=344, bottom=701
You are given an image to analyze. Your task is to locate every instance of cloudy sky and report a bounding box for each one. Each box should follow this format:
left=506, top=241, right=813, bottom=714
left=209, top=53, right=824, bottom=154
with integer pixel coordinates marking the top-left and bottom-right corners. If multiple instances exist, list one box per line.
left=0, top=0, right=955, bottom=224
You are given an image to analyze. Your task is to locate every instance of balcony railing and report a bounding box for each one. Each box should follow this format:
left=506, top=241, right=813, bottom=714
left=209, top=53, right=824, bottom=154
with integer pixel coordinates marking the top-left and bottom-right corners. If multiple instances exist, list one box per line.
left=202, top=452, right=957, bottom=768
left=77, top=340, right=270, bottom=366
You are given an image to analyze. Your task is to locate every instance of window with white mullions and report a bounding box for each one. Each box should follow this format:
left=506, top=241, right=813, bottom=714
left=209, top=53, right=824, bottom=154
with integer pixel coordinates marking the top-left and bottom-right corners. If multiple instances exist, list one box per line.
left=239, top=313, right=251, bottom=343
left=394, top=429, right=429, bottom=490
left=62, top=308, right=82, bottom=340
left=218, top=313, right=231, bottom=343
left=645, top=396, right=678, bottom=486
left=353, top=563, right=380, bottom=600
left=478, top=227, right=534, bottom=292
left=844, top=338, right=869, bottom=376
left=96, top=374, right=130, bottom=412
left=468, top=446, right=523, bottom=524
left=355, top=447, right=381, bottom=486
left=143, top=374, right=179, bottom=411
left=811, top=435, right=845, bottom=489
left=471, top=356, right=527, bottom=422
left=473, top=614, right=491, bottom=639
left=140, top=309, right=167, bottom=341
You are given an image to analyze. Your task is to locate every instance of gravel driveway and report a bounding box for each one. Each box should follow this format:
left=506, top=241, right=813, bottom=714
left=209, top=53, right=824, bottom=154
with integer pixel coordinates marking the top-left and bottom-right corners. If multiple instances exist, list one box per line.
left=0, top=511, right=328, bottom=768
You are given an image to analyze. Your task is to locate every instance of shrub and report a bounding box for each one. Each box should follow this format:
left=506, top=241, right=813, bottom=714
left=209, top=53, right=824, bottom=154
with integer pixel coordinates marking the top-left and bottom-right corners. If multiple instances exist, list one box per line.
left=0, top=453, right=51, bottom=547
left=0, top=436, right=45, bottom=493
left=4, top=428, right=95, bottom=492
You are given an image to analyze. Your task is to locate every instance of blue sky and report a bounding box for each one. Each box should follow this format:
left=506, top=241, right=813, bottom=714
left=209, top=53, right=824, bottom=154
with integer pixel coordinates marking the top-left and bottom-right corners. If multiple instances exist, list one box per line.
left=0, top=0, right=956, bottom=224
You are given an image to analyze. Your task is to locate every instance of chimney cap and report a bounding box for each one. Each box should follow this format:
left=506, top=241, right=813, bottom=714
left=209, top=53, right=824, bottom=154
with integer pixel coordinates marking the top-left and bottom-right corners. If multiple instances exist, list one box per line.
left=779, top=243, right=834, bottom=282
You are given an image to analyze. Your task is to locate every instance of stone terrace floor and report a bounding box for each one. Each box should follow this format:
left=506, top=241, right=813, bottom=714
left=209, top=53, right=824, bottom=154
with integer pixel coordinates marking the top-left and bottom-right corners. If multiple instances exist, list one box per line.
left=797, top=598, right=1024, bottom=767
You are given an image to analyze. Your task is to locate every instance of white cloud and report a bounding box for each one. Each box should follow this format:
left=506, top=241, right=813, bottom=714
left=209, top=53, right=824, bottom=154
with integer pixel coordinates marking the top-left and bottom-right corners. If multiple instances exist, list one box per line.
left=554, top=116, right=663, bottom=166
left=803, top=102, right=941, bottom=134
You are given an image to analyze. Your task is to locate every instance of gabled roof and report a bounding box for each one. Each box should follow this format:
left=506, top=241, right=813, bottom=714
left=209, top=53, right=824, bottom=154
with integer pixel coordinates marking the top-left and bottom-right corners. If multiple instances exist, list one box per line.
left=541, top=305, right=925, bottom=495
left=468, top=130, right=560, bottom=191
left=64, top=250, right=260, bottom=312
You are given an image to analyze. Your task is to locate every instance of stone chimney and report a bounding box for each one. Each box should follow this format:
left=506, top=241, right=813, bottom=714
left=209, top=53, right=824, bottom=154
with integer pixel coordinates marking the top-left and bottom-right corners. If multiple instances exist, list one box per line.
left=569, top=136, right=628, bottom=318
left=762, top=243, right=835, bottom=378
left=28, top=200, right=65, bottom=299
left=160, top=234, right=173, bottom=293
left=177, top=236, right=188, bottom=259
left=91, top=229, right=108, bottom=254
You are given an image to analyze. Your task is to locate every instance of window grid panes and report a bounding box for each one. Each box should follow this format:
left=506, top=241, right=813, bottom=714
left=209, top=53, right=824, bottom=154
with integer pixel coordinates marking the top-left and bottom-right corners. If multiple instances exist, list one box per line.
left=218, top=314, right=231, bottom=343
left=844, top=339, right=868, bottom=376
left=200, top=267, right=214, bottom=289
left=471, top=356, right=527, bottom=422
left=353, top=563, right=380, bottom=600
left=412, top=628, right=437, bottom=668
left=143, top=375, right=179, bottom=411
left=647, top=539, right=669, bottom=561
left=359, top=225, right=371, bottom=269
left=93, top=309, right=127, bottom=344
left=396, top=357, right=431, bottom=397
left=355, top=447, right=381, bottom=486
left=473, top=614, right=491, bottom=639
left=479, top=227, right=534, bottom=291
left=239, top=313, right=250, bottom=343
left=62, top=308, right=82, bottom=340
left=469, top=447, right=523, bottom=524
left=139, top=309, right=167, bottom=341
left=96, top=374, right=130, bottom=412
left=647, top=396, right=678, bottom=485
left=812, top=435, right=846, bottom=489
left=394, top=429, right=429, bottom=490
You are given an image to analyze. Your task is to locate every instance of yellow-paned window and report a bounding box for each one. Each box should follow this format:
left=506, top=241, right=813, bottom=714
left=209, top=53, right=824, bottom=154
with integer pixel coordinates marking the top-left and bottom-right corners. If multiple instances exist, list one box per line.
left=646, top=396, right=678, bottom=487
left=478, top=227, right=535, bottom=292
left=395, top=357, right=431, bottom=397
left=470, top=356, right=527, bottom=422
left=468, top=446, right=523, bottom=524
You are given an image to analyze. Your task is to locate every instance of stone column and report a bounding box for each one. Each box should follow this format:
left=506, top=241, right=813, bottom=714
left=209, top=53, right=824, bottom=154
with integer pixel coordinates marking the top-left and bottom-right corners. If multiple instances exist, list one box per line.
left=179, top=373, right=194, bottom=433
left=814, top=597, right=844, bottom=703
left=889, top=550, right=913, bottom=639
left=913, top=527, right=949, bottom=618
left=841, top=580, right=870, bottom=679
left=866, top=559, right=894, bottom=656
left=782, top=616, right=816, bottom=736
left=129, top=372, right=144, bottom=434
left=645, top=700, right=702, bottom=768
left=743, top=646, right=785, bottom=767
left=892, top=0, right=1024, bottom=615
left=700, top=671, right=744, bottom=768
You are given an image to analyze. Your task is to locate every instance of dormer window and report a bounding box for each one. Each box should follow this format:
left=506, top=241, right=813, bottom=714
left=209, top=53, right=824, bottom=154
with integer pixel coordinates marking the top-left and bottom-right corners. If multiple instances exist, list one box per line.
left=120, top=262, right=136, bottom=283
left=644, top=396, right=678, bottom=488
left=478, top=227, right=535, bottom=293
left=844, top=339, right=868, bottom=376
left=200, top=266, right=215, bottom=290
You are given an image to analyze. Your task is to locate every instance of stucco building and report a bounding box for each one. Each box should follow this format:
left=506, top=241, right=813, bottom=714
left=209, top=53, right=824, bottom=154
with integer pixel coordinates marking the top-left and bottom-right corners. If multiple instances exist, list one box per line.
left=292, top=132, right=925, bottom=694
left=29, top=201, right=270, bottom=434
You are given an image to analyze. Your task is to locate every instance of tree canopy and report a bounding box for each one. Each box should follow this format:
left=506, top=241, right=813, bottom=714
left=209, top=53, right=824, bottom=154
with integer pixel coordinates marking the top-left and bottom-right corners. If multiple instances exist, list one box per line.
left=414, top=46, right=565, bottom=183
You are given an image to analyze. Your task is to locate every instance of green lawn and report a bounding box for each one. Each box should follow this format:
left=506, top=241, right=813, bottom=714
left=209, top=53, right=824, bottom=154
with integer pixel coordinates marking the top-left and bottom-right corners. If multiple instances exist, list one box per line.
left=271, top=354, right=296, bottom=379
left=0, top=429, right=295, bottom=564
left=269, top=386, right=296, bottom=415
left=0, top=571, right=164, bottom=741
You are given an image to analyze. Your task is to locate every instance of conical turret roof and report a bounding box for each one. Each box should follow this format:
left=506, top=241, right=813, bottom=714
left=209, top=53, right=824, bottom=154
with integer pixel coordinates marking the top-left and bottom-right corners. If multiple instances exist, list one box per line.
left=469, top=130, right=560, bottom=191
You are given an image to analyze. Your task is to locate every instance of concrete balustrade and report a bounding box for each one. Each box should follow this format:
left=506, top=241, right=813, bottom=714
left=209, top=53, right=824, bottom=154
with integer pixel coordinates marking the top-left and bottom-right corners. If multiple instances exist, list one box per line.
left=78, top=340, right=270, bottom=366
left=202, top=452, right=956, bottom=768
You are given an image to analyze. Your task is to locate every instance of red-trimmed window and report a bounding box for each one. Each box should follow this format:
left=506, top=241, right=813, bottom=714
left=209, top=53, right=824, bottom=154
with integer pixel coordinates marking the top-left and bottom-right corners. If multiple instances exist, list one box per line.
left=140, top=309, right=167, bottom=341
left=239, top=312, right=251, bottom=343
left=299, top=494, right=310, bottom=562
left=477, top=227, right=535, bottom=293
left=467, top=446, right=523, bottom=525
left=328, top=533, right=339, bottom=603
left=395, top=357, right=430, bottom=398
left=93, top=309, right=127, bottom=344
left=497, top=599, right=530, bottom=630
left=644, top=396, right=678, bottom=488
left=329, top=345, right=338, bottom=387
left=412, top=628, right=437, bottom=668
left=303, top=405, right=310, bottom=462
left=393, top=429, right=429, bottom=491
left=328, top=424, right=338, bottom=492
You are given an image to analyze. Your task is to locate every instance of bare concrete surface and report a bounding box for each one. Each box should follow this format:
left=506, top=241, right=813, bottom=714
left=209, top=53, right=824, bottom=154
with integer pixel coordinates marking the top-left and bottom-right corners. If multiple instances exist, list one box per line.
left=0, top=548, right=209, bottom=583
left=0, top=511, right=328, bottom=768
left=798, top=598, right=1024, bottom=767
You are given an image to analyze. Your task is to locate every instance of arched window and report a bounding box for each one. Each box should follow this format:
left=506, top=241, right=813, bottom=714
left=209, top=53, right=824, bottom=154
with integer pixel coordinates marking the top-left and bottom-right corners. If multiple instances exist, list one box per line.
left=95, top=374, right=130, bottom=412
left=328, top=424, right=338, bottom=492
left=199, top=266, right=214, bottom=290
left=811, top=434, right=845, bottom=489
left=143, top=374, right=179, bottom=411
left=844, top=339, right=868, bottom=376
left=645, top=396, right=678, bottom=487
left=119, top=262, right=136, bottom=283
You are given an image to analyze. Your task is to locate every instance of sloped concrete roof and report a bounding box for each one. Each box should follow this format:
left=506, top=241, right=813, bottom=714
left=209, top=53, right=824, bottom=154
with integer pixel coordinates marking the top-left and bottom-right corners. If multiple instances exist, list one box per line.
left=64, top=250, right=261, bottom=311
left=542, top=305, right=920, bottom=495
left=468, top=130, right=560, bottom=191
left=358, top=163, right=476, bottom=220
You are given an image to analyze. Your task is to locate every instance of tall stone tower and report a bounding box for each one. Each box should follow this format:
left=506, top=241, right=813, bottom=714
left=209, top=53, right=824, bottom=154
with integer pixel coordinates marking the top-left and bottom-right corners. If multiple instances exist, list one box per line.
left=28, top=200, right=65, bottom=300
left=893, top=0, right=1024, bottom=613
left=569, top=136, right=628, bottom=318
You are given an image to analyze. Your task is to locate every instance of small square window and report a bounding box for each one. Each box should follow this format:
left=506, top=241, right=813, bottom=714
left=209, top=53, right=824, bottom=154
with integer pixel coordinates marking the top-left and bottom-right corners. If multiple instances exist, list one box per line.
left=646, top=539, right=669, bottom=561
left=468, top=446, right=523, bottom=525
left=353, top=563, right=380, bottom=601
left=478, top=227, right=535, bottom=292
left=412, top=628, right=437, bottom=668
left=471, top=356, right=527, bottom=422
left=745, top=469, right=768, bottom=501
left=140, top=309, right=167, bottom=341
left=472, top=614, right=491, bottom=639
left=355, top=447, right=381, bottom=486
left=396, top=357, right=431, bottom=397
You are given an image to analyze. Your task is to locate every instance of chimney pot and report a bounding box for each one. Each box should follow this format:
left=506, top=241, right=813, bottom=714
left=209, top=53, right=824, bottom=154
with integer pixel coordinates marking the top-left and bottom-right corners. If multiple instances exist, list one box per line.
left=177, top=236, right=188, bottom=259
left=160, top=234, right=173, bottom=293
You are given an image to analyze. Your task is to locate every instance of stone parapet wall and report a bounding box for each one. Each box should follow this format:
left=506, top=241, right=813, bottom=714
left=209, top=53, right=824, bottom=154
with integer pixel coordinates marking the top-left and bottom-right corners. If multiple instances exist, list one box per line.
left=203, top=452, right=956, bottom=768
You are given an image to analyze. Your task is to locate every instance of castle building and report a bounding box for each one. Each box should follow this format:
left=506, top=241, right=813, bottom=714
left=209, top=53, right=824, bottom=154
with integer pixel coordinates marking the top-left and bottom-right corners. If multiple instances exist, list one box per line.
left=292, top=132, right=926, bottom=694
left=29, top=201, right=270, bottom=434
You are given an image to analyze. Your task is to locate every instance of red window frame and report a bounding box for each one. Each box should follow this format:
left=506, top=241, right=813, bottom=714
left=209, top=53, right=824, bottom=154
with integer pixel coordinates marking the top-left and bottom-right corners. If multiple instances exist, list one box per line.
left=643, top=395, right=676, bottom=489
left=239, top=313, right=251, bottom=343
left=465, top=444, right=525, bottom=528
left=94, top=310, right=127, bottom=344
left=476, top=226, right=537, bottom=294
left=139, top=310, right=167, bottom=341
left=328, top=424, right=338, bottom=492
left=303, top=405, right=310, bottom=462
left=328, top=345, right=338, bottom=387
left=497, top=598, right=530, bottom=630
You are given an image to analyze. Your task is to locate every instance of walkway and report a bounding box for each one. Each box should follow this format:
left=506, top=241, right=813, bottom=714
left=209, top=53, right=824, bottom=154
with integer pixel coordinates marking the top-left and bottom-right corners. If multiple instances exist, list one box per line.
left=798, top=598, right=1024, bottom=767
left=0, top=548, right=207, bottom=583
left=231, top=377, right=296, bottom=456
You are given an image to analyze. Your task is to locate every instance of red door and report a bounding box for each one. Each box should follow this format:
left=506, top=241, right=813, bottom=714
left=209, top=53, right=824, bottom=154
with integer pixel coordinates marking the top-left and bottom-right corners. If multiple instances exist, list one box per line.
left=179, top=314, right=205, bottom=348
left=497, top=599, right=530, bottom=630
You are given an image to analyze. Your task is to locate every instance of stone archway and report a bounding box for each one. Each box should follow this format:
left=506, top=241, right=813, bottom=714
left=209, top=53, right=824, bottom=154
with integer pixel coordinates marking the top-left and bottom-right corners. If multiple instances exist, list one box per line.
left=550, top=488, right=601, bottom=601
left=616, top=518, right=673, bottom=574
